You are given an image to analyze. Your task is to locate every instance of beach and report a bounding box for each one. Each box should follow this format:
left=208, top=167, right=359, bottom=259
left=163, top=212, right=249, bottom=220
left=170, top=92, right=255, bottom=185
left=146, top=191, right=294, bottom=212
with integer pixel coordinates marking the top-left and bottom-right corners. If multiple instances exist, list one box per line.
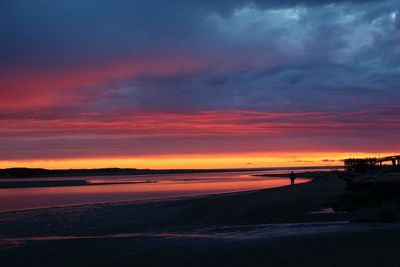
left=1, top=171, right=400, bottom=266
left=2, top=0, right=398, bottom=265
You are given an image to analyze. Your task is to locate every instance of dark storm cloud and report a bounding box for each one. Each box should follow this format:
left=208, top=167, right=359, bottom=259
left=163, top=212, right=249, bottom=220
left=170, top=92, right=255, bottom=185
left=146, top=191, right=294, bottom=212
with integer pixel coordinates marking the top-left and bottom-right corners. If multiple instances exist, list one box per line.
left=86, top=0, right=398, bottom=113
left=112, top=62, right=399, bottom=113
left=0, top=0, right=381, bottom=71
left=0, top=0, right=399, bottom=114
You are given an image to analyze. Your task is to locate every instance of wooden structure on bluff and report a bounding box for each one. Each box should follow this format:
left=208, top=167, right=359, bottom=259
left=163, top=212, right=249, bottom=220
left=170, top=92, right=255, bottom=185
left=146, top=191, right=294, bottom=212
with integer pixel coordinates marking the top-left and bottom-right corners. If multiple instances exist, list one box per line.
left=344, top=155, right=400, bottom=172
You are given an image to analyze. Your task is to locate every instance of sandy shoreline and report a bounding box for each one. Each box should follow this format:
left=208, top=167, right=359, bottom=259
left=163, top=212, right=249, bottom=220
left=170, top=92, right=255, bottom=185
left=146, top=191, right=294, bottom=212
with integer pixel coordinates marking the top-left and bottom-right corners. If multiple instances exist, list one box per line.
left=1, top=171, right=400, bottom=266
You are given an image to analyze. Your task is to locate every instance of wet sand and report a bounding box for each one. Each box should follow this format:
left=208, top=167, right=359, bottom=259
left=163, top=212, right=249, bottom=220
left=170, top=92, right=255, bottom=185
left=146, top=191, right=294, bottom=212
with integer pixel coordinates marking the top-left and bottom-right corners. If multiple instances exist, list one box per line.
left=1, top=172, right=400, bottom=266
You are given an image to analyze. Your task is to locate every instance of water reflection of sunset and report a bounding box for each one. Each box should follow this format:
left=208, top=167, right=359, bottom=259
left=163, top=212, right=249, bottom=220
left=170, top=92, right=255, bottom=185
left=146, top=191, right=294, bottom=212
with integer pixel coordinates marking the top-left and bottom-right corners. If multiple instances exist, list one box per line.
left=0, top=171, right=310, bottom=212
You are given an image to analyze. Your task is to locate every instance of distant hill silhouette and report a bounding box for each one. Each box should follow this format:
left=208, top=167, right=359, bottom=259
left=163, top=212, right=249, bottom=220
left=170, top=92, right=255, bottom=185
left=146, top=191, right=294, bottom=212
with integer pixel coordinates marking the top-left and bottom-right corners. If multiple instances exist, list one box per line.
left=0, top=166, right=339, bottom=179
left=0, top=167, right=253, bottom=179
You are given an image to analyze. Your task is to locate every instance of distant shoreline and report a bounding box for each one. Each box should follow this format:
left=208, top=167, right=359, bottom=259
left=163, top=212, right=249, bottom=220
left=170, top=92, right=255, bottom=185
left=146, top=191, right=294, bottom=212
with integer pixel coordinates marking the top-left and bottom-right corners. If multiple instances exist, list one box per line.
left=253, top=170, right=341, bottom=179
left=0, top=166, right=341, bottom=179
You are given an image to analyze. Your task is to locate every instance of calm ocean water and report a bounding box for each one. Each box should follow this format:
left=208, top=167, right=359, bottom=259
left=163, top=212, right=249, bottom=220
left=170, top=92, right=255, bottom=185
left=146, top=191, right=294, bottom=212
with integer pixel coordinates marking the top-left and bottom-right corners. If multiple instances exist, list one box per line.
left=0, top=168, right=332, bottom=212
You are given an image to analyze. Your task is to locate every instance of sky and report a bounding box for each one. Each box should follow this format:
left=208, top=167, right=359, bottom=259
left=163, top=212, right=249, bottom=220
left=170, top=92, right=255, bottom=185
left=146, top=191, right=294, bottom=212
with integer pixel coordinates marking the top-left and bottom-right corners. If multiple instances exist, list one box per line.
left=0, top=0, right=399, bottom=169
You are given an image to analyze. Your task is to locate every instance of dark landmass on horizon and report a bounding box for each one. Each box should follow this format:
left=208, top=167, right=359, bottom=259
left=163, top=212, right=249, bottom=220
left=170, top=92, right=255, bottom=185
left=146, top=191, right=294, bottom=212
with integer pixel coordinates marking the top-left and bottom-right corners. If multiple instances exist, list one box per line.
left=0, top=166, right=340, bottom=179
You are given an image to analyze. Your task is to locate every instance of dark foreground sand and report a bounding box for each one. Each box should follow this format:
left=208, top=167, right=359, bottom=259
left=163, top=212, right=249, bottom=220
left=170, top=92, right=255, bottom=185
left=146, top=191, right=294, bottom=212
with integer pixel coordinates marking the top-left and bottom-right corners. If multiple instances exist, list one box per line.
left=1, top=172, right=400, bottom=266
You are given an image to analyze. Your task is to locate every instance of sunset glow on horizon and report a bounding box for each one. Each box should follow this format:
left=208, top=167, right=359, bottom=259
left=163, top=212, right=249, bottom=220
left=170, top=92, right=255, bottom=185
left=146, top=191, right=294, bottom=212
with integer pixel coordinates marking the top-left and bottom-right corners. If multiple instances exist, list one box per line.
left=1, top=152, right=398, bottom=170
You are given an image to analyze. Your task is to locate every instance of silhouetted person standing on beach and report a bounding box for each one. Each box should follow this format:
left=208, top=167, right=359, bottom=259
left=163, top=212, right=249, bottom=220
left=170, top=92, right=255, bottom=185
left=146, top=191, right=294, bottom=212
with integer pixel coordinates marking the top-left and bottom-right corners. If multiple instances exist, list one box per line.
left=290, top=171, right=296, bottom=186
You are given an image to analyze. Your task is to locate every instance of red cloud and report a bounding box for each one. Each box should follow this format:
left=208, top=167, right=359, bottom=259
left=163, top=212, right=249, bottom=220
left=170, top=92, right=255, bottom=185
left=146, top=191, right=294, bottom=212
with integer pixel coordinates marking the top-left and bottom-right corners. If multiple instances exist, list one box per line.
left=0, top=53, right=216, bottom=109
